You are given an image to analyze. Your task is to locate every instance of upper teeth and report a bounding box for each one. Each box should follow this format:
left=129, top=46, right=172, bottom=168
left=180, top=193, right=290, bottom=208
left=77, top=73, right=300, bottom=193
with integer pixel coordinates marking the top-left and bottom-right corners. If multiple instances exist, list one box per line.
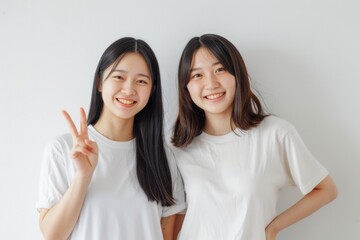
left=207, top=93, right=224, bottom=99
left=119, top=99, right=134, bottom=105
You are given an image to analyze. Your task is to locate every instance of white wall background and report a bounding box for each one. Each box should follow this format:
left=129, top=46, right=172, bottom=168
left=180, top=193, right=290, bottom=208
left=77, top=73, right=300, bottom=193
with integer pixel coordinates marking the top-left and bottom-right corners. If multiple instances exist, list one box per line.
left=1, top=0, right=359, bottom=239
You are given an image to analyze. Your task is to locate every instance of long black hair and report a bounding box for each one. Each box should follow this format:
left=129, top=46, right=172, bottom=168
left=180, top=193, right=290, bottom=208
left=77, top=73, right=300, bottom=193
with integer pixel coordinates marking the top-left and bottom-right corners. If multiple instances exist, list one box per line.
left=88, top=37, right=174, bottom=206
left=172, top=34, right=268, bottom=147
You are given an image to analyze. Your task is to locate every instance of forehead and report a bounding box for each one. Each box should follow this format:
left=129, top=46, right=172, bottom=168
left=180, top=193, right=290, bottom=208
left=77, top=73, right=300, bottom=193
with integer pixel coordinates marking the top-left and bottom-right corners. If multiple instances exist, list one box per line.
left=101, top=52, right=152, bottom=82
left=115, top=53, right=149, bottom=71
left=191, top=47, right=219, bottom=67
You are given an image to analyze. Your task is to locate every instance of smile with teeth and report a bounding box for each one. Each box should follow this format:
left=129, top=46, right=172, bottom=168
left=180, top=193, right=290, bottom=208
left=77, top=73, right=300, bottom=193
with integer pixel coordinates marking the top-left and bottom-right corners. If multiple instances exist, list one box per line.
left=205, top=92, right=224, bottom=99
left=117, top=98, right=136, bottom=105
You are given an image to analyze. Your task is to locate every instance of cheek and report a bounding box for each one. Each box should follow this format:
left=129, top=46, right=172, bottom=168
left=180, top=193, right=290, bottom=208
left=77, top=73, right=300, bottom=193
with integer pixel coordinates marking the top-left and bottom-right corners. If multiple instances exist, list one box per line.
left=145, top=91, right=152, bottom=102
left=138, top=88, right=152, bottom=102
left=225, top=77, right=236, bottom=93
left=101, top=83, right=118, bottom=99
left=228, top=85, right=236, bottom=103
left=187, top=82, right=200, bottom=97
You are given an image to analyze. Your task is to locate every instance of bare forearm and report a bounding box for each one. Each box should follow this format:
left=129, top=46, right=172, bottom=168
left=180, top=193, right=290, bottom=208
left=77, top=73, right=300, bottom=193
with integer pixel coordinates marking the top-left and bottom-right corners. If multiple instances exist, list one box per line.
left=173, top=214, right=185, bottom=239
left=266, top=176, right=337, bottom=238
left=161, top=215, right=176, bottom=240
left=267, top=189, right=332, bottom=233
left=39, top=174, right=91, bottom=240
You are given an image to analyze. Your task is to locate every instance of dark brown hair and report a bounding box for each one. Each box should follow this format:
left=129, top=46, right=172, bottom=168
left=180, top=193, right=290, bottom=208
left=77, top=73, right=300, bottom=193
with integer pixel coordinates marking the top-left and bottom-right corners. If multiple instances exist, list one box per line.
left=172, top=34, right=268, bottom=147
left=88, top=37, right=174, bottom=206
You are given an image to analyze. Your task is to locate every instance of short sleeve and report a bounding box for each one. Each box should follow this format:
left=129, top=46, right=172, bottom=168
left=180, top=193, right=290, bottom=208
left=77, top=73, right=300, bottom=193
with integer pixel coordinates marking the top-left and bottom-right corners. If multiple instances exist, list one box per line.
left=283, top=128, right=329, bottom=195
left=36, top=136, right=72, bottom=211
left=161, top=146, right=187, bottom=217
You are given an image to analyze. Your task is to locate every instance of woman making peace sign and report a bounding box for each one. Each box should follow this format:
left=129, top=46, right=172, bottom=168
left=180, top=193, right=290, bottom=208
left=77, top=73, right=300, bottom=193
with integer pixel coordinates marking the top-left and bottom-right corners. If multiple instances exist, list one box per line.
left=36, top=37, right=186, bottom=240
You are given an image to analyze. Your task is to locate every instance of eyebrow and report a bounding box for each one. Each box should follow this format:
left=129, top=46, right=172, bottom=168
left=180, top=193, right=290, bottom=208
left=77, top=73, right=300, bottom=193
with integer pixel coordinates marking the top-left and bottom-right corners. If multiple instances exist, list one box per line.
left=109, top=69, right=151, bottom=79
left=190, top=62, right=221, bottom=72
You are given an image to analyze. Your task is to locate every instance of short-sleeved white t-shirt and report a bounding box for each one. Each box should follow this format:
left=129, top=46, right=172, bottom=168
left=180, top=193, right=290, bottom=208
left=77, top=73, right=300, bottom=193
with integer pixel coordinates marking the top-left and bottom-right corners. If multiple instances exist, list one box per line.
left=171, top=116, right=328, bottom=240
left=37, top=125, right=186, bottom=240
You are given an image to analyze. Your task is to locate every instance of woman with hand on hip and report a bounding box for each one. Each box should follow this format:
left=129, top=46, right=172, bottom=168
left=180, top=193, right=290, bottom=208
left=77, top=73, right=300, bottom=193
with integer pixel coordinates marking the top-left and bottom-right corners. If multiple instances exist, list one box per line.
left=37, top=37, right=186, bottom=240
left=171, top=34, right=337, bottom=240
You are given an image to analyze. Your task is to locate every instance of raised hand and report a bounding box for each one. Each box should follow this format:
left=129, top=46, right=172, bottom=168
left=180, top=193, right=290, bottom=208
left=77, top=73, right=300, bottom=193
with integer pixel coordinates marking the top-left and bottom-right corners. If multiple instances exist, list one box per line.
left=62, top=107, right=99, bottom=179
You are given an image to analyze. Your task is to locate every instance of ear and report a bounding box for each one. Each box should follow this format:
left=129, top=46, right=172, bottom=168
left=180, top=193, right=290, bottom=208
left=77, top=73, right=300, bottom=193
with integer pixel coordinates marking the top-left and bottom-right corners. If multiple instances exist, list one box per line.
left=151, top=85, right=156, bottom=94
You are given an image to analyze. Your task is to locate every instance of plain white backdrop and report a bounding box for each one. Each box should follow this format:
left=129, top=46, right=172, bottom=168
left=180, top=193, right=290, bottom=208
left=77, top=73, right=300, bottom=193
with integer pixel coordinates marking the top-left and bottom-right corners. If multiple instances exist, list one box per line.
left=1, top=0, right=359, bottom=239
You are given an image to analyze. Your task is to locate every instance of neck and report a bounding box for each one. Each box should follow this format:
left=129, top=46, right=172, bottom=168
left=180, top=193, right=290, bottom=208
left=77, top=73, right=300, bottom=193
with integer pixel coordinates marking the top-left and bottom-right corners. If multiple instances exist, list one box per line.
left=204, top=112, right=233, bottom=136
left=93, top=115, right=134, bottom=141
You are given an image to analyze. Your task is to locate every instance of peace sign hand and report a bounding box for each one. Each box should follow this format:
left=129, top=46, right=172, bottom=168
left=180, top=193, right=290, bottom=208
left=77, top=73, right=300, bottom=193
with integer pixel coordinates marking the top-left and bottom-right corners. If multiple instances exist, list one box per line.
left=62, top=108, right=99, bottom=180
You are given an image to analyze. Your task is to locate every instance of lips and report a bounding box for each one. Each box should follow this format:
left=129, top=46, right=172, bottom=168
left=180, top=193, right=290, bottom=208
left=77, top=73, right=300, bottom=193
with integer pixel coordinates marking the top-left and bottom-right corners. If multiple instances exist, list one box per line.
left=204, top=92, right=225, bottom=100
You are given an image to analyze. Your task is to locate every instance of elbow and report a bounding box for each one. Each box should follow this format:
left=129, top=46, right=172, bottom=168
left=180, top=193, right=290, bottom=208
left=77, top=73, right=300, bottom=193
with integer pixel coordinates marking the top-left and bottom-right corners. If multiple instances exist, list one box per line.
left=40, top=230, right=66, bottom=240
left=39, top=214, right=67, bottom=240
left=328, top=184, right=338, bottom=202
left=327, top=176, right=338, bottom=203
left=40, top=224, right=68, bottom=240
left=39, top=224, right=54, bottom=240
left=323, top=177, right=338, bottom=204
left=314, top=175, right=338, bottom=204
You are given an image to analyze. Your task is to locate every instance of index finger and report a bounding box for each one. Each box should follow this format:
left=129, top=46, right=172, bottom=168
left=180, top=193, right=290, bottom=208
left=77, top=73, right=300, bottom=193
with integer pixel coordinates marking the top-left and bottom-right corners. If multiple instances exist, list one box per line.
left=62, top=110, right=79, bottom=140
left=79, top=107, right=89, bottom=139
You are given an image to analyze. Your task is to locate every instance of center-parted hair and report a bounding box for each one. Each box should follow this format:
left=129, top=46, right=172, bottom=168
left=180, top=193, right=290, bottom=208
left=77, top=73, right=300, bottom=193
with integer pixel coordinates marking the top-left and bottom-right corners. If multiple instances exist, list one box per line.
left=172, top=34, right=268, bottom=147
left=88, top=37, right=174, bottom=206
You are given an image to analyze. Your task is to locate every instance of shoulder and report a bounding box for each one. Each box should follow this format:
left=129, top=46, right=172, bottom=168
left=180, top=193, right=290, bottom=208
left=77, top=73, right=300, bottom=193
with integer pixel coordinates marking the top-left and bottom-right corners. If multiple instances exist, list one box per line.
left=40, top=133, right=74, bottom=172
left=165, top=141, right=192, bottom=170
left=245, top=115, right=298, bottom=144
left=255, top=115, right=296, bottom=137
left=165, top=140, right=191, bottom=162
left=43, top=133, right=73, bottom=158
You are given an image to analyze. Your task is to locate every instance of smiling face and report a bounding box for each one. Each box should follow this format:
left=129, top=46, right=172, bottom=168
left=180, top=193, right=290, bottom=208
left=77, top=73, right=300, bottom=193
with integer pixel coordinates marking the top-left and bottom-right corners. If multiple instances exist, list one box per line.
left=187, top=47, right=236, bottom=120
left=99, top=52, right=153, bottom=123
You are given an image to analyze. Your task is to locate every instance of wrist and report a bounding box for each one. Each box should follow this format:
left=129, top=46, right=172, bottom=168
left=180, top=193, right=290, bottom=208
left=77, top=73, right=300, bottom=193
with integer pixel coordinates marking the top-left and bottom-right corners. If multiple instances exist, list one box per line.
left=74, top=172, right=93, bottom=186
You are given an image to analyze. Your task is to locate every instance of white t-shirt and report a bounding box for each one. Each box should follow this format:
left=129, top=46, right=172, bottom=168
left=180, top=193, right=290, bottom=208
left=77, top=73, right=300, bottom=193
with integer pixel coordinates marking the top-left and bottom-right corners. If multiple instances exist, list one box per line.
left=37, top=125, right=186, bottom=240
left=171, top=116, right=328, bottom=240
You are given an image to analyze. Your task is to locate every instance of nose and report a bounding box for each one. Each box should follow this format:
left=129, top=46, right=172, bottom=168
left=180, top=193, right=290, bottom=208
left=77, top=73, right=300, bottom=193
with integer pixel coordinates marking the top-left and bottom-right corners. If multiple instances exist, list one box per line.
left=205, top=73, right=219, bottom=90
left=121, top=80, right=136, bottom=96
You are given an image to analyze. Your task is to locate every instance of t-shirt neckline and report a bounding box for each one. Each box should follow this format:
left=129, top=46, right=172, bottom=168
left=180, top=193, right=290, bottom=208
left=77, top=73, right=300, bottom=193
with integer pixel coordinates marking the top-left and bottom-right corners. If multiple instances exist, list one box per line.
left=199, top=129, right=243, bottom=143
left=88, top=125, right=135, bottom=148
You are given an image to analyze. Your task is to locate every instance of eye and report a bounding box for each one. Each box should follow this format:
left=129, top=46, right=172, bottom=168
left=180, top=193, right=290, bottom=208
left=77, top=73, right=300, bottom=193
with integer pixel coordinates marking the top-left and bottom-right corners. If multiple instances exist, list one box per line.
left=111, top=75, right=124, bottom=81
left=191, top=73, right=202, bottom=79
left=136, top=79, right=149, bottom=85
left=216, top=67, right=226, bottom=73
